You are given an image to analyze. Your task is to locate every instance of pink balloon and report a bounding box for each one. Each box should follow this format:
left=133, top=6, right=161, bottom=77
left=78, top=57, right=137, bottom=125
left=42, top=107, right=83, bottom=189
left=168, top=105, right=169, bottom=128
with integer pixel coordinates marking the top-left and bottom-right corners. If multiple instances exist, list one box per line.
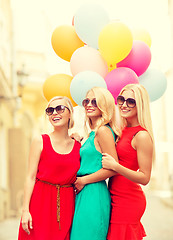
left=105, top=67, right=139, bottom=103
left=117, top=40, right=151, bottom=76
left=70, top=46, right=108, bottom=78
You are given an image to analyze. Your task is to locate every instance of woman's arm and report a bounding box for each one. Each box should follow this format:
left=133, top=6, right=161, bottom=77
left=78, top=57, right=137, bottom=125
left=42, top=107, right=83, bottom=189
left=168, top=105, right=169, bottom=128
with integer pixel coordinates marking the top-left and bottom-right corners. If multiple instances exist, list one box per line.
left=74, top=126, right=118, bottom=193
left=102, top=131, right=153, bottom=185
left=21, top=135, right=42, bottom=235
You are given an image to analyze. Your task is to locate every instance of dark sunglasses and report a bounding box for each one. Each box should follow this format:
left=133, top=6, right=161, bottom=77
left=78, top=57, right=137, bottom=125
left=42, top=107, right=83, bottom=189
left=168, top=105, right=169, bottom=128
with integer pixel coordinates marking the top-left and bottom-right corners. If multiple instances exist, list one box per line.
left=117, top=95, right=136, bottom=108
left=82, top=98, right=97, bottom=107
left=45, top=105, right=70, bottom=116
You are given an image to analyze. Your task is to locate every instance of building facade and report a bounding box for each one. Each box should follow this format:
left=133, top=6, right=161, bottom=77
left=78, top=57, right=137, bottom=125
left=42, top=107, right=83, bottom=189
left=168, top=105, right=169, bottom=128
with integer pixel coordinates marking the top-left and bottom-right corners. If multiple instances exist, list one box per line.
left=0, top=0, right=48, bottom=221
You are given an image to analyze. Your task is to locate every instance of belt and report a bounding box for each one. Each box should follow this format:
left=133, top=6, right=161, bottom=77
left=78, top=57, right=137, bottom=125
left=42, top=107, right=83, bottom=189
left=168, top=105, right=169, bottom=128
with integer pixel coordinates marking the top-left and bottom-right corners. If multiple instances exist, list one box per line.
left=36, top=178, right=73, bottom=229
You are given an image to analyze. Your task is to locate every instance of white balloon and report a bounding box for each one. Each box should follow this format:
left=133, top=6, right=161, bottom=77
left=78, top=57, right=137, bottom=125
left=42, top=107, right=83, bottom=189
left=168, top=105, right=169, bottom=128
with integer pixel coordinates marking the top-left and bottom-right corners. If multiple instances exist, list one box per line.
left=74, top=4, right=109, bottom=49
left=139, top=69, right=167, bottom=102
left=70, top=71, right=107, bottom=106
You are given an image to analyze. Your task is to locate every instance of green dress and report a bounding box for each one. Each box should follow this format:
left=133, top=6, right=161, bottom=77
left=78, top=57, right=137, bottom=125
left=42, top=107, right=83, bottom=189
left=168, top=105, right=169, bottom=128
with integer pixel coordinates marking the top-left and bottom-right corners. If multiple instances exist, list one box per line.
left=70, top=127, right=115, bottom=240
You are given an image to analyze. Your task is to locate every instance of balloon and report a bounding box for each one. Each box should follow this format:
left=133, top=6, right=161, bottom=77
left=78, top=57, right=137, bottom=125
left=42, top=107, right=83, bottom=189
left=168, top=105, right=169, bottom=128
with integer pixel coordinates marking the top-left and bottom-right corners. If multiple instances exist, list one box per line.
left=51, top=25, right=84, bottom=62
left=98, top=22, right=133, bottom=65
left=108, top=63, right=117, bottom=72
left=72, top=16, right=74, bottom=26
left=132, top=28, right=152, bottom=47
left=74, top=4, right=109, bottom=49
left=139, top=69, right=167, bottom=102
left=105, top=67, right=139, bottom=103
left=70, top=46, right=108, bottom=78
left=70, top=71, right=107, bottom=106
left=43, top=74, right=77, bottom=106
left=117, top=40, right=151, bottom=76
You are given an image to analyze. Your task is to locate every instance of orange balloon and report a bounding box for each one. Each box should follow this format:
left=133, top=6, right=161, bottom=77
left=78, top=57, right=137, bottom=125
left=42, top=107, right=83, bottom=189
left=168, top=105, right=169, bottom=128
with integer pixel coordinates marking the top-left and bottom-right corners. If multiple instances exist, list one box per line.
left=43, top=74, right=77, bottom=106
left=51, top=25, right=84, bottom=62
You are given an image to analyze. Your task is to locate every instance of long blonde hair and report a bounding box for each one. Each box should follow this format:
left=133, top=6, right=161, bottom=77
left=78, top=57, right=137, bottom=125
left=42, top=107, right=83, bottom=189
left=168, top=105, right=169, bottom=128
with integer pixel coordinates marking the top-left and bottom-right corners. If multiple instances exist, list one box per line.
left=119, top=84, right=155, bottom=158
left=85, top=87, right=121, bottom=138
left=47, top=96, right=74, bottom=129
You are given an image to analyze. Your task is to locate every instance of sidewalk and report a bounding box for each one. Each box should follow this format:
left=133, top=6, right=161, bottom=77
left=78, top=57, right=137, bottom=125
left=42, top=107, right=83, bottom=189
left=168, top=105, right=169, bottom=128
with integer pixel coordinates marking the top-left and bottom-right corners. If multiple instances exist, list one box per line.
left=0, top=217, right=20, bottom=240
left=142, top=192, right=173, bottom=240
left=0, top=191, right=173, bottom=240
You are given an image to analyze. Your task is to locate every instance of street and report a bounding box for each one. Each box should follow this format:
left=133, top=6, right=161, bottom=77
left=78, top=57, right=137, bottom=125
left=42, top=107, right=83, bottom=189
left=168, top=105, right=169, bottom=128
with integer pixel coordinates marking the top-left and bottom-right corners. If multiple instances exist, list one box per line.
left=0, top=191, right=173, bottom=240
left=142, top=192, right=173, bottom=240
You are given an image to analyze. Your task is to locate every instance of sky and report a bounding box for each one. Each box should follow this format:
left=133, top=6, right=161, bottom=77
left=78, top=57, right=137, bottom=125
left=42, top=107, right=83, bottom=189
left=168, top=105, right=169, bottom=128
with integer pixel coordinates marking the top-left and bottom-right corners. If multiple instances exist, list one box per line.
left=11, top=0, right=172, bottom=79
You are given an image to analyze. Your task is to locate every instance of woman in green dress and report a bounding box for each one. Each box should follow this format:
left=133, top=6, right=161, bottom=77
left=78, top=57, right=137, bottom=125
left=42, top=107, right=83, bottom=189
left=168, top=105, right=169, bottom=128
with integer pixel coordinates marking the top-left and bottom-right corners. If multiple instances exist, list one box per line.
left=70, top=87, right=121, bottom=240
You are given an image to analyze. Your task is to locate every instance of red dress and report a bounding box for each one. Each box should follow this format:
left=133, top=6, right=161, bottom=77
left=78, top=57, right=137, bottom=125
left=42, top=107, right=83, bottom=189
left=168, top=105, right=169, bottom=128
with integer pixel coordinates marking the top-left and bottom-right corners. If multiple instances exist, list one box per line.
left=107, top=126, right=147, bottom=240
left=18, top=134, right=81, bottom=240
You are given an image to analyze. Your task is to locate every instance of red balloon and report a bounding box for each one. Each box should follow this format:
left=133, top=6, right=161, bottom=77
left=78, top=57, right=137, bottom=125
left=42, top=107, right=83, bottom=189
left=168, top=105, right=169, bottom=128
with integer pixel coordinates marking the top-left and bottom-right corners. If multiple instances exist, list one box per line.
left=117, top=40, right=151, bottom=76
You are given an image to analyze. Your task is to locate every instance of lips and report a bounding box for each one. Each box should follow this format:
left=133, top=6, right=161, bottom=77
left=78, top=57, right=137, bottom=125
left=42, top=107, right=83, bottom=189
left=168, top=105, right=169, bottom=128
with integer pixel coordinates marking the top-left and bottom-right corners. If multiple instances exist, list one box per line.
left=120, top=107, right=130, bottom=114
left=121, top=109, right=130, bottom=113
left=86, top=108, right=95, bottom=113
left=52, top=117, right=61, bottom=121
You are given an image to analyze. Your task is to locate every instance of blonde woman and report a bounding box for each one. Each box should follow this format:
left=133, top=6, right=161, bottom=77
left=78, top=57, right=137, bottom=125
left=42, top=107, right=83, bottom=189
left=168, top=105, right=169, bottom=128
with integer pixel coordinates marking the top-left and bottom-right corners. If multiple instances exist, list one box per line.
left=102, top=84, right=154, bottom=240
left=18, top=96, right=81, bottom=240
left=70, top=87, right=120, bottom=240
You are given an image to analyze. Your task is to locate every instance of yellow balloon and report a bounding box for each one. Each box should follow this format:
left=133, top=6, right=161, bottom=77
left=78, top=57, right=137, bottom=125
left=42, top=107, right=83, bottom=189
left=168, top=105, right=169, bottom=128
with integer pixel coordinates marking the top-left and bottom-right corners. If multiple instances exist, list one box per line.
left=108, top=63, right=116, bottom=72
left=43, top=74, right=77, bottom=106
left=98, top=22, right=133, bottom=65
left=51, top=25, right=84, bottom=62
left=132, top=28, right=152, bottom=47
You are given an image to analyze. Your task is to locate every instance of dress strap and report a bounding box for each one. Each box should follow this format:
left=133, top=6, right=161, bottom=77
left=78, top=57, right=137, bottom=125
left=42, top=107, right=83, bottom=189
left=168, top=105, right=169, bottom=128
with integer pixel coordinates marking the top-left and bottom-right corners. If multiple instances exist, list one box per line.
left=124, top=126, right=147, bottom=142
left=36, top=178, right=73, bottom=230
left=41, top=134, right=51, bottom=151
left=131, top=126, right=147, bottom=139
left=105, top=125, right=117, bottom=142
left=90, top=126, right=117, bottom=142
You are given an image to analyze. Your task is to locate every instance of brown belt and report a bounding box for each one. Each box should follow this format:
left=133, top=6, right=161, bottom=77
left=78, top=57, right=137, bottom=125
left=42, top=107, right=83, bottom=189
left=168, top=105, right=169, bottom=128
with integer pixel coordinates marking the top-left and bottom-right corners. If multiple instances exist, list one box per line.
left=36, top=178, right=73, bottom=229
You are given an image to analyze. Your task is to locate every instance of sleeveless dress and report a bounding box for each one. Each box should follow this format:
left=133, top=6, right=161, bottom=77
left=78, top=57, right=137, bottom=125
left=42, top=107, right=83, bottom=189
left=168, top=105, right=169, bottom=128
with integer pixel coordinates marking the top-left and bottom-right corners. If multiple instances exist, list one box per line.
left=70, top=126, right=115, bottom=240
left=18, top=134, right=81, bottom=240
left=107, top=125, right=147, bottom=240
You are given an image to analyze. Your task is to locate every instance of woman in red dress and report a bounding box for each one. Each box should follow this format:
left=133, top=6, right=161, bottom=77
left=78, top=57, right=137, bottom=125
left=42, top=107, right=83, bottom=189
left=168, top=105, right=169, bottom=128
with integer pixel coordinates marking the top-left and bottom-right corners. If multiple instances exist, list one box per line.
left=102, top=84, right=154, bottom=240
left=18, top=96, right=81, bottom=240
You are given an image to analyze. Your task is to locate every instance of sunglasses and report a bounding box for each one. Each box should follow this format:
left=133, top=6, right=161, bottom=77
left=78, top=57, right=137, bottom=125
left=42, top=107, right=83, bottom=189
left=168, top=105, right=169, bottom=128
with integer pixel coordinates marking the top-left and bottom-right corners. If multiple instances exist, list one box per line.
left=45, top=105, right=70, bottom=116
left=117, top=95, right=136, bottom=108
left=82, top=98, right=97, bottom=108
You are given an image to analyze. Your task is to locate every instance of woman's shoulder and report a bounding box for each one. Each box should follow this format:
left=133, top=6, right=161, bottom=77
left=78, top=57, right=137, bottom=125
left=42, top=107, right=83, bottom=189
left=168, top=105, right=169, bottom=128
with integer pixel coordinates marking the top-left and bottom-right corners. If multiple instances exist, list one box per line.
left=134, top=129, right=152, bottom=144
left=97, top=125, right=110, bottom=133
left=133, top=130, right=153, bottom=154
left=30, top=134, right=43, bottom=152
left=96, top=125, right=115, bottom=139
left=32, top=134, right=43, bottom=143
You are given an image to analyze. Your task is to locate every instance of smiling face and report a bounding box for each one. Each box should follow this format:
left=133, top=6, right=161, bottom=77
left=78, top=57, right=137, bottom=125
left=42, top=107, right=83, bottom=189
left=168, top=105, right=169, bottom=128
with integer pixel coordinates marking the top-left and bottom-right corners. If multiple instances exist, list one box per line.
left=47, top=98, right=71, bottom=129
left=84, top=91, right=102, bottom=120
left=118, top=90, right=138, bottom=125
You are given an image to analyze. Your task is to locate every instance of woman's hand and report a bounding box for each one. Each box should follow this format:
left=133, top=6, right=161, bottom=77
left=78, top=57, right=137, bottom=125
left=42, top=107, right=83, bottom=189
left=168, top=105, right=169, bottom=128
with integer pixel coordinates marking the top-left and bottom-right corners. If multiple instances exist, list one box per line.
left=21, top=210, right=33, bottom=235
left=74, top=177, right=86, bottom=194
left=102, top=153, right=118, bottom=171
